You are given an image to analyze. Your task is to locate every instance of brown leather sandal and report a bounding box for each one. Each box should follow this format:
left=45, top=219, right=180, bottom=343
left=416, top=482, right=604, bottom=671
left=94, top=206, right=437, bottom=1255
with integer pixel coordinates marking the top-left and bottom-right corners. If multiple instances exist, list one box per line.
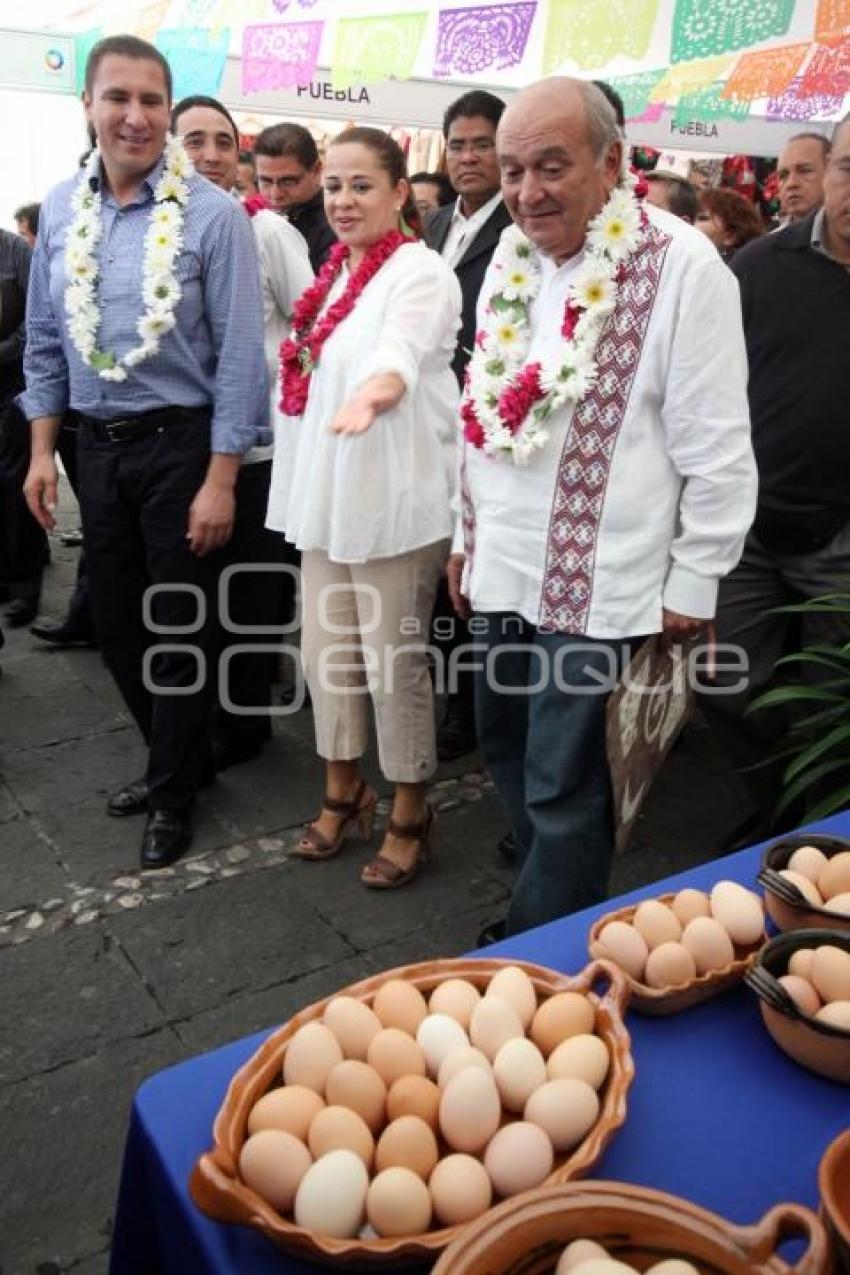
left=293, top=780, right=377, bottom=861
left=360, top=807, right=435, bottom=890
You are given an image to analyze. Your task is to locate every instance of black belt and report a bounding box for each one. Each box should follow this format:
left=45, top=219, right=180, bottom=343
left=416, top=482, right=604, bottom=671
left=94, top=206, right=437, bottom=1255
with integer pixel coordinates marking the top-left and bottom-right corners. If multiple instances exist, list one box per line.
left=77, top=405, right=211, bottom=444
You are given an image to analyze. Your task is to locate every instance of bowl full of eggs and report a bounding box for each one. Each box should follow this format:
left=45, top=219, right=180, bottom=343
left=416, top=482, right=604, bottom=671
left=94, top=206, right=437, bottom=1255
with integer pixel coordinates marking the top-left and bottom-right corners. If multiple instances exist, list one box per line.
left=819, top=1127, right=850, bottom=1273
left=744, top=928, right=850, bottom=1083
left=189, top=956, right=634, bottom=1266
left=429, top=1180, right=827, bottom=1275
left=758, top=836, right=850, bottom=935
left=588, top=881, right=767, bottom=1014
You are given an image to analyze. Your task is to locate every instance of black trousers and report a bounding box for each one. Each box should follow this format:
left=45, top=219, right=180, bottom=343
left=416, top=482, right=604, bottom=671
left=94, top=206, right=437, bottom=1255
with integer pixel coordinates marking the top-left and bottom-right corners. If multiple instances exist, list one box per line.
left=0, top=400, right=48, bottom=605
left=431, top=574, right=476, bottom=716
left=77, top=411, right=217, bottom=810
left=214, top=458, right=296, bottom=742
left=56, top=413, right=93, bottom=633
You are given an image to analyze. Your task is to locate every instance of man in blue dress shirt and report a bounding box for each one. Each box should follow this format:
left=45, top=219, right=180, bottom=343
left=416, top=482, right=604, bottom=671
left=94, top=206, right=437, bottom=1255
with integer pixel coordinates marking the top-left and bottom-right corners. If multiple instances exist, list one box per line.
left=20, top=35, right=268, bottom=869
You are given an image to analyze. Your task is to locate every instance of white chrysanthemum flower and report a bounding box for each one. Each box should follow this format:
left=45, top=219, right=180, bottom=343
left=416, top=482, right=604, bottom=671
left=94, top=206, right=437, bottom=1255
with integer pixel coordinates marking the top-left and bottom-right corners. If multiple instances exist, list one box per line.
left=573, top=268, right=617, bottom=314
left=143, top=273, right=181, bottom=309
left=155, top=173, right=189, bottom=205
left=99, top=366, right=128, bottom=382
left=67, top=257, right=97, bottom=283
left=137, top=312, right=176, bottom=341
left=500, top=262, right=539, bottom=302
left=587, top=198, right=641, bottom=263
left=123, top=344, right=154, bottom=367
left=65, top=285, right=93, bottom=317
left=151, top=203, right=182, bottom=228
left=492, top=317, right=527, bottom=352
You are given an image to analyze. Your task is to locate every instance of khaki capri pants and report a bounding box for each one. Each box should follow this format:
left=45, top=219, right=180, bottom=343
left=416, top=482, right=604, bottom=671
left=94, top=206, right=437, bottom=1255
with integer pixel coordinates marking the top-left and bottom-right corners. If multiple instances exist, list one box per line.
left=300, top=540, right=449, bottom=784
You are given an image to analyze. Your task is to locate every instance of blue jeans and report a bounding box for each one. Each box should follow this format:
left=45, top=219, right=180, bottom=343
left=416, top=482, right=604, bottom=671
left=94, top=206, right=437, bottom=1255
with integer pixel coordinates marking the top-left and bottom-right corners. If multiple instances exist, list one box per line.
left=472, top=613, right=636, bottom=935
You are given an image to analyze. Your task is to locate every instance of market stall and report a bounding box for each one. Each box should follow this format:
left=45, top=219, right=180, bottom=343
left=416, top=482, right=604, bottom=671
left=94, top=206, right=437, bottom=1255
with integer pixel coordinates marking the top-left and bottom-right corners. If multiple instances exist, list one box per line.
left=109, top=815, right=850, bottom=1274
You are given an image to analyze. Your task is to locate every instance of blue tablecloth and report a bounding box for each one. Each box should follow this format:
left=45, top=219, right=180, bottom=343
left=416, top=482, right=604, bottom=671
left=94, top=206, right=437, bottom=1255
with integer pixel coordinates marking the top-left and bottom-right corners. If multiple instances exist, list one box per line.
left=110, top=817, right=850, bottom=1274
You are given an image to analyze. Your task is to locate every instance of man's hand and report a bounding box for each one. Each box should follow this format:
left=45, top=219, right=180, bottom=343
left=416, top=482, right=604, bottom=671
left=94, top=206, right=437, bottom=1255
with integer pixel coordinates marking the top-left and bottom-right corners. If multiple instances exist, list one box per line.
left=330, top=392, right=377, bottom=436
left=447, top=552, right=470, bottom=620
left=187, top=481, right=235, bottom=556
left=24, top=455, right=60, bottom=531
left=661, top=608, right=707, bottom=647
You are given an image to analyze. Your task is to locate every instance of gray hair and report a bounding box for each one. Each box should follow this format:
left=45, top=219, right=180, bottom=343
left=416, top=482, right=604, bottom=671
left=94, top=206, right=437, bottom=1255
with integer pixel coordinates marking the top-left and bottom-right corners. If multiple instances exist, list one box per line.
left=576, top=80, right=622, bottom=162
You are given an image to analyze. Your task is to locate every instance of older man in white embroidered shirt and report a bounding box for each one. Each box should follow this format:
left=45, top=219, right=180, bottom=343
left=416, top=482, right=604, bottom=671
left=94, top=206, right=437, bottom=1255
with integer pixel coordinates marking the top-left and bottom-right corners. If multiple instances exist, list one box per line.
left=448, top=78, right=757, bottom=937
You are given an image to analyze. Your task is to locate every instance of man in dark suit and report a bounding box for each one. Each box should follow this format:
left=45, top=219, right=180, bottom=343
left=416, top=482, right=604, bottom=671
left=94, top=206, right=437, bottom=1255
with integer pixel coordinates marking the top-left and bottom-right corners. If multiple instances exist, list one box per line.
left=426, top=89, right=512, bottom=761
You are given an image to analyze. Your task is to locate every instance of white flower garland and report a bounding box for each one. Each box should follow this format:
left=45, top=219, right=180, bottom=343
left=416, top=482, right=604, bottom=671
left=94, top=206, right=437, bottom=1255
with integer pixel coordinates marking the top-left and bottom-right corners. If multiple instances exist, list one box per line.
left=64, top=135, right=193, bottom=382
left=464, top=173, right=645, bottom=463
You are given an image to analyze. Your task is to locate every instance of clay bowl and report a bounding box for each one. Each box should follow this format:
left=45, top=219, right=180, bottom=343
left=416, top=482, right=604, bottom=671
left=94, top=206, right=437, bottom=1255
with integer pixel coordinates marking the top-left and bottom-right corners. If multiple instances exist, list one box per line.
left=759, top=835, right=850, bottom=935
left=819, top=1127, right=850, bottom=1273
left=190, top=956, right=634, bottom=1267
left=588, top=893, right=766, bottom=1015
left=745, top=929, right=850, bottom=1084
left=430, top=1180, right=827, bottom=1275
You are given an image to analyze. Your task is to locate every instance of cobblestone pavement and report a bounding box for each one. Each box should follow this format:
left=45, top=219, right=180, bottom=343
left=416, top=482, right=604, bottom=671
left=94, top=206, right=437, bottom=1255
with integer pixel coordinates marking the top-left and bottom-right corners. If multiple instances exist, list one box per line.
left=0, top=484, right=754, bottom=1274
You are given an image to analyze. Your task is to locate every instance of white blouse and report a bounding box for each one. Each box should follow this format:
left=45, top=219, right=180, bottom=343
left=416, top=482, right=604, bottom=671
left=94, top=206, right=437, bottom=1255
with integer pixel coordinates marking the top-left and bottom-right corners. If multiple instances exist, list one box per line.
left=266, top=240, right=461, bottom=562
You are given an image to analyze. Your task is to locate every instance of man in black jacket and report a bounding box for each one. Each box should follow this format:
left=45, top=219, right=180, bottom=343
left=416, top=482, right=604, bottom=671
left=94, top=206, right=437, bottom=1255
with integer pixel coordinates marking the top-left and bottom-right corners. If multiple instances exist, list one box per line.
left=254, top=122, right=335, bottom=273
left=427, top=89, right=513, bottom=760
left=705, top=113, right=850, bottom=818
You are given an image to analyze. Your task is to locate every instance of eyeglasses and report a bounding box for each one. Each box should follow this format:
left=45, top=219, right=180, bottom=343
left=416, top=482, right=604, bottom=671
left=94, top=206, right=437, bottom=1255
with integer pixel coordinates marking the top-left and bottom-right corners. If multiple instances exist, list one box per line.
left=446, top=139, right=496, bottom=156
left=257, top=173, right=307, bottom=190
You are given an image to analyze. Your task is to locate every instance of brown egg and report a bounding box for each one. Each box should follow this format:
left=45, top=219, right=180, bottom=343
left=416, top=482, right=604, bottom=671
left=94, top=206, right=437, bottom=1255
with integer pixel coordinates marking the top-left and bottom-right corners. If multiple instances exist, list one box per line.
left=681, top=917, right=735, bottom=974
left=367, top=1167, right=432, bottom=1237
left=709, top=881, right=764, bottom=946
left=239, top=1129, right=312, bottom=1212
left=429, top=1153, right=493, bottom=1226
left=283, top=1022, right=344, bottom=1094
left=818, top=851, right=850, bottom=901
left=645, top=1262, right=702, bottom=1275
left=323, top=996, right=382, bottom=1060
left=469, top=995, right=524, bottom=1060
left=440, top=1067, right=502, bottom=1153
left=595, top=921, right=649, bottom=980
left=633, top=900, right=682, bottom=950
left=546, top=1034, right=610, bottom=1089
left=671, top=888, right=710, bottom=927
left=437, top=1045, right=492, bottom=1090
left=325, top=1060, right=386, bottom=1134
left=486, top=965, right=538, bottom=1029
left=787, top=844, right=829, bottom=883
left=483, top=1121, right=554, bottom=1197
left=644, top=941, right=698, bottom=989
left=811, top=945, right=850, bottom=1003
left=530, top=992, right=596, bottom=1057
left=555, top=1240, right=610, bottom=1274
left=367, top=1027, right=427, bottom=1086
left=307, top=1104, right=374, bottom=1168
left=375, top=1114, right=439, bottom=1180
left=788, top=948, right=816, bottom=981
left=778, top=974, right=821, bottom=1017
left=386, top=1074, right=441, bottom=1131
left=428, top=978, right=481, bottom=1029
left=524, top=1077, right=600, bottom=1152
left=824, top=892, right=850, bottom=918
left=247, top=1085, right=325, bottom=1140
left=372, top=979, right=429, bottom=1035
left=779, top=869, right=824, bottom=907
left=814, top=1000, right=850, bottom=1030
left=493, top=1037, right=547, bottom=1112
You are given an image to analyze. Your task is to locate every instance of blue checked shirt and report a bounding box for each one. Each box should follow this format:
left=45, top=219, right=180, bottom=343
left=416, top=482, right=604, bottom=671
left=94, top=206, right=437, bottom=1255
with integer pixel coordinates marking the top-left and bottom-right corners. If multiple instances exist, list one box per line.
left=19, top=153, right=270, bottom=453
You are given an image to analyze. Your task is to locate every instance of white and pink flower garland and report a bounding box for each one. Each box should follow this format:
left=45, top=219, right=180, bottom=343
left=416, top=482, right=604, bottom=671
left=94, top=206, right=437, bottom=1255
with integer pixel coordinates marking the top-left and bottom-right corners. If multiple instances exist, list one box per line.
left=461, top=174, right=647, bottom=464
left=64, top=135, right=193, bottom=382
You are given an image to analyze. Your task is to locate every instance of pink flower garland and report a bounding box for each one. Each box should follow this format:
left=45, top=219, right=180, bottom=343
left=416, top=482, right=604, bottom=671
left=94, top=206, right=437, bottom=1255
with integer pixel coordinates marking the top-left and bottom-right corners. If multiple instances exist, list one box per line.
left=280, top=230, right=411, bottom=416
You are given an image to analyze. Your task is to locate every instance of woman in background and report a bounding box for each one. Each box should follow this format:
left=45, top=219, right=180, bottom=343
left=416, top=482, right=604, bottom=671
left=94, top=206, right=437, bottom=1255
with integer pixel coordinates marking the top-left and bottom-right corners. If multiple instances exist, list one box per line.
left=696, top=187, right=764, bottom=262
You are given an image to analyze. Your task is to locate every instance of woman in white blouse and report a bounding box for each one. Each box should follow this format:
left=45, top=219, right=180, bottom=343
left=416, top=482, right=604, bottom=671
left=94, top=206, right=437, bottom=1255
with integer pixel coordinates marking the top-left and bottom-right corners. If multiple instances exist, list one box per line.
left=267, top=127, right=461, bottom=889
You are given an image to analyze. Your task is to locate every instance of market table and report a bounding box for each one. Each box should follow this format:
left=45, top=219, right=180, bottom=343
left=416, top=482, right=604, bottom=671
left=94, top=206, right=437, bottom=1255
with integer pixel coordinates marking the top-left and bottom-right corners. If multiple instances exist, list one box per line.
left=109, top=816, right=850, bottom=1274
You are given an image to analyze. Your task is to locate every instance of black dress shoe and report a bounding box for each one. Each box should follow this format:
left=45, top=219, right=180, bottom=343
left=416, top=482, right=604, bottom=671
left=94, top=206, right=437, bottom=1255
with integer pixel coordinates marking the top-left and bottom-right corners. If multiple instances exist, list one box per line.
left=212, top=729, right=270, bottom=771
left=140, top=808, right=192, bottom=869
left=436, top=704, right=478, bottom=762
left=30, top=617, right=97, bottom=648
left=497, top=831, right=520, bottom=863
left=4, top=598, right=38, bottom=628
left=476, top=918, right=507, bottom=948
left=107, top=777, right=150, bottom=817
